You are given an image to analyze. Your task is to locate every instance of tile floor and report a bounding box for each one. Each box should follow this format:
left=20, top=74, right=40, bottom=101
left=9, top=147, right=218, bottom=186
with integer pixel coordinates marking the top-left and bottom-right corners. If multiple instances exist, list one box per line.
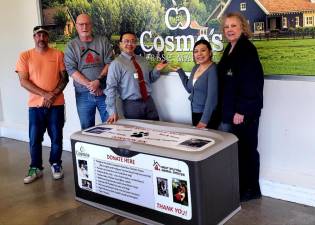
left=1, top=137, right=315, bottom=225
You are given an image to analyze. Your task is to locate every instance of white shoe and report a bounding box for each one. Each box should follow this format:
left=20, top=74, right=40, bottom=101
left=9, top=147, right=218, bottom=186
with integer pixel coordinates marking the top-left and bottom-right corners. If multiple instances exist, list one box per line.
left=24, top=167, right=43, bottom=184
left=51, top=163, right=64, bottom=180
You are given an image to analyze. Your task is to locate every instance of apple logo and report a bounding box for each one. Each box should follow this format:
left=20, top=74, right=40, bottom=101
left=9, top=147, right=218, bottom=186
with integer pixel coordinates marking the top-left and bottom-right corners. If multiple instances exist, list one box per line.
left=165, top=0, right=191, bottom=30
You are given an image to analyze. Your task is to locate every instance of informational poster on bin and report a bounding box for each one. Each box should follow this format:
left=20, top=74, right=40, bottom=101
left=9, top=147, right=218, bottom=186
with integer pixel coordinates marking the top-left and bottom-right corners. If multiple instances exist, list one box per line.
left=82, top=124, right=215, bottom=152
left=75, top=142, right=192, bottom=220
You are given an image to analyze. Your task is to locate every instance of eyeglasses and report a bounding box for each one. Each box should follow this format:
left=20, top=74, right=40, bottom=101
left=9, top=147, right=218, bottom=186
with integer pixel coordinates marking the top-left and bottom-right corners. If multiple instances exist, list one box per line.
left=121, top=40, right=137, bottom=45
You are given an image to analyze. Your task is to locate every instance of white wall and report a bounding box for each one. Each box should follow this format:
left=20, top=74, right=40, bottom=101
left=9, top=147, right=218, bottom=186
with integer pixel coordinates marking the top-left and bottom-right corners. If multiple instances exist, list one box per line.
left=1, top=0, right=315, bottom=208
left=0, top=0, right=39, bottom=140
left=259, top=79, right=315, bottom=206
left=152, top=73, right=191, bottom=124
left=0, top=0, right=82, bottom=147
left=0, top=91, right=3, bottom=121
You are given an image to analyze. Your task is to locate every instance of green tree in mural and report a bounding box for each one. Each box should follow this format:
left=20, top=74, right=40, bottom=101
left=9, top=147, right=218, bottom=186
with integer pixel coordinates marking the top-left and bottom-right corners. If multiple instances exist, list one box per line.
left=54, top=10, right=68, bottom=29
left=90, top=0, right=122, bottom=38
left=142, top=0, right=166, bottom=35
left=207, top=18, right=220, bottom=31
left=64, top=0, right=165, bottom=37
left=201, top=0, right=223, bottom=12
left=42, top=0, right=66, bottom=9
left=119, top=0, right=165, bottom=36
left=160, top=0, right=185, bottom=10
left=65, top=0, right=92, bottom=19
left=184, top=0, right=208, bottom=25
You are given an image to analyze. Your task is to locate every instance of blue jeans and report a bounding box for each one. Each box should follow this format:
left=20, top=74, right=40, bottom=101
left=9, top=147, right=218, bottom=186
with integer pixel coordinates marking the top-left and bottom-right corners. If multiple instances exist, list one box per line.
left=75, top=91, right=108, bottom=129
left=29, top=106, right=64, bottom=169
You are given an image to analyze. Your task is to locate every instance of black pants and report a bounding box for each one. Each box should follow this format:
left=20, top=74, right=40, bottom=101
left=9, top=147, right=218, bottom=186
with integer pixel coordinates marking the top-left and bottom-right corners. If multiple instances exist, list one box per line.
left=233, top=118, right=261, bottom=194
left=123, top=96, right=159, bottom=121
left=191, top=112, right=219, bottom=129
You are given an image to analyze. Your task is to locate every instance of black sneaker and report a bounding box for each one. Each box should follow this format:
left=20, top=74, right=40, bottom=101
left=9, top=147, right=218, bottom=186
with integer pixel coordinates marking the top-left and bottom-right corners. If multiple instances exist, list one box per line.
left=240, top=188, right=262, bottom=202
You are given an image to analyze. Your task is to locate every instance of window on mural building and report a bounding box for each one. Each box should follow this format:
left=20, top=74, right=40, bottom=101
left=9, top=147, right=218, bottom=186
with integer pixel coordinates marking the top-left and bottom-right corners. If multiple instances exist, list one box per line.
left=282, top=17, right=287, bottom=28
left=254, top=22, right=264, bottom=33
left=306, top=16, right=313, bottom=25
left=240, top=3, right=246, bottom=11
left=295, top=17, right=300, bottom=27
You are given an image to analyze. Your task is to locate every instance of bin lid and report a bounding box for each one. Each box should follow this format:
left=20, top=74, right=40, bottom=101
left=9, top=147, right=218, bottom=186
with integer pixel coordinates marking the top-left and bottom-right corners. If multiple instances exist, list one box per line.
left=71, top=119, right=238, bottom=161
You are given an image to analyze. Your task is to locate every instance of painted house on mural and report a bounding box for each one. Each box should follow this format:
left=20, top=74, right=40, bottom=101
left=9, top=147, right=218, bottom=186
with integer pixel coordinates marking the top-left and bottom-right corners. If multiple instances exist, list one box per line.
left=189, top=20, right=209, bottom=36
left=213, top=0, right=315, bottom=34
left=42, top=7, right=75, bottom=36
left=179, top=20, right=210, bottom=38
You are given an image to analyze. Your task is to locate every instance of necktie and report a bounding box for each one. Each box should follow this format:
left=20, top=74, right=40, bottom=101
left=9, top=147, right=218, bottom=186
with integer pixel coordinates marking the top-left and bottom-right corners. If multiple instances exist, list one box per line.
left=131, top=56, right=148, bottom=101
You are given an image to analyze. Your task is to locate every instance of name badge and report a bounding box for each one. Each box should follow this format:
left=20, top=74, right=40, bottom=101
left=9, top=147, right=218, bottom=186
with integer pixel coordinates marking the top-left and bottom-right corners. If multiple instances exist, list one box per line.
left=133, top=73, right=139, bottom=79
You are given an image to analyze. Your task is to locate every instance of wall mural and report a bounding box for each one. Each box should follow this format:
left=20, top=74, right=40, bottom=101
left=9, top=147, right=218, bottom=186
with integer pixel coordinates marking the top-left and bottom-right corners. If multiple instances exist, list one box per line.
left=41, top=0, right=315, bottom=76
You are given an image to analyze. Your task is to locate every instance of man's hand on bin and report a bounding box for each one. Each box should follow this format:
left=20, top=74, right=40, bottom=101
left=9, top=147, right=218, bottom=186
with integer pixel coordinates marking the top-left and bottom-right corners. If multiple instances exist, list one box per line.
left=107, top=113, right=119, bottom=124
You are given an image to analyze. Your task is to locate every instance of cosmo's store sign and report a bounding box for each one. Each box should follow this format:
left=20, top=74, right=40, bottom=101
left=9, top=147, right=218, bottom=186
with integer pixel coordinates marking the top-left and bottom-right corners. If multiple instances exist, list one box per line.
left=139, top=0, right=223, bottom=62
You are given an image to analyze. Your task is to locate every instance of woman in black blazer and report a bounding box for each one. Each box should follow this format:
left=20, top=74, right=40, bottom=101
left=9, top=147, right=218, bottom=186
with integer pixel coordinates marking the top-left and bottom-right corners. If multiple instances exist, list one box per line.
left=217, top=12, right=264, bottom=202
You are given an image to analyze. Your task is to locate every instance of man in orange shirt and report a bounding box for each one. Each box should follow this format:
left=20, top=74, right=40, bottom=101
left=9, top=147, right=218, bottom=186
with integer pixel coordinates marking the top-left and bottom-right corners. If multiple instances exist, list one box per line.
left=15, top=26, right=69, bottom=184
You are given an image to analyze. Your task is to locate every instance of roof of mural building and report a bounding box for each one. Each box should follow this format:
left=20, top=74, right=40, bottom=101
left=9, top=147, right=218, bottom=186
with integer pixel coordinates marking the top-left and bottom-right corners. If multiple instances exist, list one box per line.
left=259, top=0, right=315, bottom=14
left=190, top=20, right=208, bottom=29
left=219, top=0, right=315, bottom=17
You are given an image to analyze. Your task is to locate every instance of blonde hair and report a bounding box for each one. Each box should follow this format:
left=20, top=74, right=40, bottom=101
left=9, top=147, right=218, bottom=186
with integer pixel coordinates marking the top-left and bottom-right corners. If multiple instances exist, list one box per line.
left=221, top=12, right=252, bottom=38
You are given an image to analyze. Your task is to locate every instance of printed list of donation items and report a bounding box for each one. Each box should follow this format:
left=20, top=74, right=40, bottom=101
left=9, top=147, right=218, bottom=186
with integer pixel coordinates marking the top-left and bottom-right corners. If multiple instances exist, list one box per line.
left=94, top=159, right=155, bottom=207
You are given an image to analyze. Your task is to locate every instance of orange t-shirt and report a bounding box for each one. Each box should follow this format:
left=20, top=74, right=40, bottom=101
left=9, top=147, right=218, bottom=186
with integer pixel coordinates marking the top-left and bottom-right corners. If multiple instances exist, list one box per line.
left=15, top=48, right=65, bottom=107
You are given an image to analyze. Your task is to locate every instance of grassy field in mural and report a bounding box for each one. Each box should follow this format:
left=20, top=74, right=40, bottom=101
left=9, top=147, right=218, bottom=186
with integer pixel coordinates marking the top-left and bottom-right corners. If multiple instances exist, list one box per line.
left=51, top=38, right=315, bottom=76
left=54, top=43, right=66, bottom=52
left=254, top=38, right=315, bottom=76
left=148, top=38, right=315, bottom=75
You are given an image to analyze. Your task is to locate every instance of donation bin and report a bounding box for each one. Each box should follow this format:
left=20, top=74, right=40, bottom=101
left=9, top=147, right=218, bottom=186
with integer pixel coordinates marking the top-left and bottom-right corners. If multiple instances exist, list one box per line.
left=71, top=119, right=240, bottom=225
